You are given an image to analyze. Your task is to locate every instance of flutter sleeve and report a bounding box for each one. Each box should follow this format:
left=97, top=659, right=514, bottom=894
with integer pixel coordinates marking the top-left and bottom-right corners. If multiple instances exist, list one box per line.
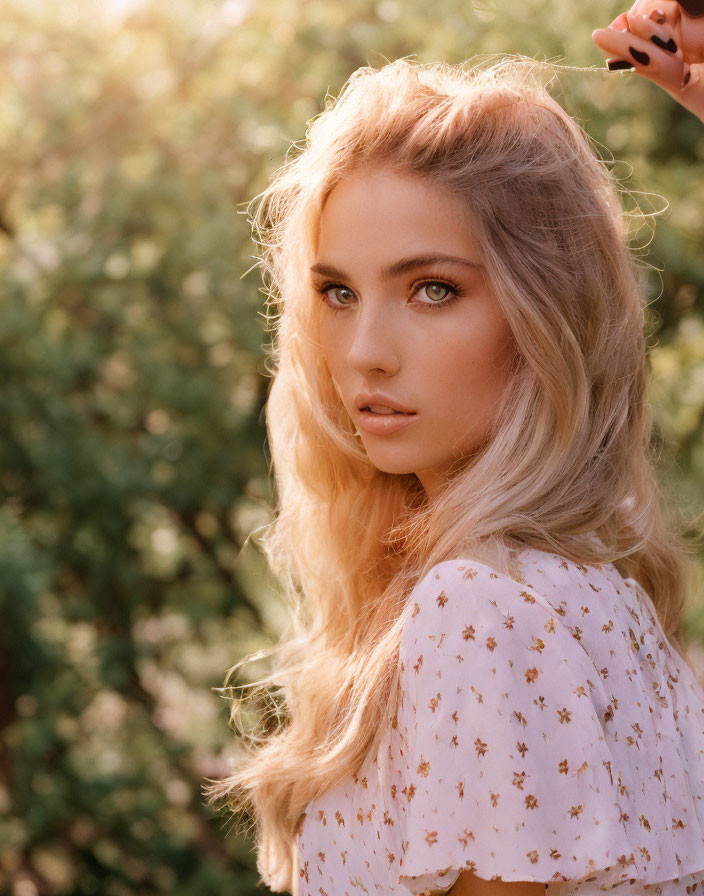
left=394, top=558, right=639, bottom=894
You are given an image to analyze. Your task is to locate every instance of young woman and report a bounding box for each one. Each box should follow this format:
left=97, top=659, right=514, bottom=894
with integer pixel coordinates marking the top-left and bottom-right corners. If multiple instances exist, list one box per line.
left=205, top=55, right=704, bottom=896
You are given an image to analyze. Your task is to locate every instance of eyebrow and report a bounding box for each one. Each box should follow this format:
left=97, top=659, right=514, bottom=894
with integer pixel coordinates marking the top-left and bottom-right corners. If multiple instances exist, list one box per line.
left=310, top=253, right=483, bottom=280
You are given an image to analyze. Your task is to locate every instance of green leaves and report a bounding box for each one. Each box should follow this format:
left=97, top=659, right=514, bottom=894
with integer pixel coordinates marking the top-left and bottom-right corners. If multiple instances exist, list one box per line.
left=0, top=0, right=701, bottom=893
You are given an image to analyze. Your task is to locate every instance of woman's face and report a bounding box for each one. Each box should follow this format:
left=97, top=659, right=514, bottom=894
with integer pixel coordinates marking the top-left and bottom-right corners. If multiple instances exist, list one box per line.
left=313, top=167, right=517, bottom=500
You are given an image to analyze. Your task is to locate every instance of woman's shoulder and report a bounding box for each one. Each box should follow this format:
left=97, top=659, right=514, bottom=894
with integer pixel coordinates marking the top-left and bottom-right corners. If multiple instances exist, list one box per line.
left=399, top=549, right=598, bottom=690
left=393, top=547, right=704, bottom=890
left=395, top=544, right=679, bottom=741
left=401, top=544, right=645, bottom=644
left=400, top=546, right=618, bottom=647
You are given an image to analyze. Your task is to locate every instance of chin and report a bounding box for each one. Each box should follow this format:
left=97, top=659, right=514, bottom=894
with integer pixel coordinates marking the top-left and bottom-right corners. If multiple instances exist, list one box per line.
left=365, top=447, right=445, bottom=477
left=368, top=462, right=418, bottom=476
left=363, top=453, right=421, bottom=476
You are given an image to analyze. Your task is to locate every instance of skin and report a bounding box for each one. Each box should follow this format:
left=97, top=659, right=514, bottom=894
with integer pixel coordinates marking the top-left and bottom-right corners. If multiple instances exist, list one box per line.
left=314, top=170, right=546, bottom=892
left=313, top=167, right=518, bottom=503
left=447, top=872, right=547, bottom=896
left=592, top=0, right=704, bottom=121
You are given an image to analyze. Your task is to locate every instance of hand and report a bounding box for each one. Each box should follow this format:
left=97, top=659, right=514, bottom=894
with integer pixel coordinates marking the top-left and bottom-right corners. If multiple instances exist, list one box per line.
left=592, top=0, right=704, bottom=122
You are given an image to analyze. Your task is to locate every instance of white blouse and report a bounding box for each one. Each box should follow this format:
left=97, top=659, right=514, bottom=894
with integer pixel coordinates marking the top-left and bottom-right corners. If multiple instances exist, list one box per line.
left=294, top=547, right=704, bottom=894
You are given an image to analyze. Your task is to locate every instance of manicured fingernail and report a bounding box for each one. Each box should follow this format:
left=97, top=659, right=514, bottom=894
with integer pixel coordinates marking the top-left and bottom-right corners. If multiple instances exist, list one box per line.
left=629, top=46, right=650, bottom=65
left=607, top=59, right=635, bottom=71
left=650, top=34, right=677, bottom=52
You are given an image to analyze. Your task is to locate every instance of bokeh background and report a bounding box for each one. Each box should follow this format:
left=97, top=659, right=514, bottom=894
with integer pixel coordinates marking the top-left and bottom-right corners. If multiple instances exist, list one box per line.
left=1, top=0, right=703, bottom=893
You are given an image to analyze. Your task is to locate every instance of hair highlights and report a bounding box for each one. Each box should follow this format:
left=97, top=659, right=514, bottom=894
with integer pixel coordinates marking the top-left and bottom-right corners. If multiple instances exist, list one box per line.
left=204, top=56, right=697, bottom=893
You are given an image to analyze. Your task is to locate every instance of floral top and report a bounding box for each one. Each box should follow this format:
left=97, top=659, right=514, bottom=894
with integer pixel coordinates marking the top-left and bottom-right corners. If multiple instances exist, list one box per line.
left=293, top=547, right=704, bottom=895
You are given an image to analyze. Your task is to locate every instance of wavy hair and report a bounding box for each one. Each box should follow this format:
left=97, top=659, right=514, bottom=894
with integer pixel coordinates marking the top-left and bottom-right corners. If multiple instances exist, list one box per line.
left=204, top=56, right=698, bottom=893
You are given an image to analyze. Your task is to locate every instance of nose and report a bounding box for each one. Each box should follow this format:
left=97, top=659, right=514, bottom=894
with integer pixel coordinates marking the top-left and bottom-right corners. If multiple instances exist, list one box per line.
left=344, top=297, right=401, bottom=376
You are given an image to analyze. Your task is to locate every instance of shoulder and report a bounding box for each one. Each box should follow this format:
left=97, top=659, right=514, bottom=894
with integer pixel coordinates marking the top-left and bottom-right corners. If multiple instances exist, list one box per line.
left=397, top=552, right=604, bottom=738
left=400, top=552, right=585, bottom=662
left=392, top=552, right=638, bottom=890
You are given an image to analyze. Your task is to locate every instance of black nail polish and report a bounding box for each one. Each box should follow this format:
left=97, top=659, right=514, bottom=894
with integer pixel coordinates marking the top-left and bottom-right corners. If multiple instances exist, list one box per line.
left=629, top=46, right=651, bottom=65
left=650, top=34, right=677, bottom=53
left=607, top=59, right=635, bottom=71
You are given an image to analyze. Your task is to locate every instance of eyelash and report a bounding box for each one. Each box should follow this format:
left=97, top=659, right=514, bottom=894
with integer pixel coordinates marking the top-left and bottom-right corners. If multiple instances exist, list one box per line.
left=315, top=278, right=463, bottom=314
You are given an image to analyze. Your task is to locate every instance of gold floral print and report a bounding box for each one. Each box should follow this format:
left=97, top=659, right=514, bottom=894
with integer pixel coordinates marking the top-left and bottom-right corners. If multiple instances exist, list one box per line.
left=294, top=550, right=704, bottom=896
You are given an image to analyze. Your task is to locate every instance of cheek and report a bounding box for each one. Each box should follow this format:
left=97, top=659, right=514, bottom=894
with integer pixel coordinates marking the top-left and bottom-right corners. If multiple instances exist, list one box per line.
left=319, top=319, right=348, bottom=397
left=318, top=316, right=337, bottom=367
left=435, top=328, right=515, bottom=411
left=439, top=324, right=514, bottom=387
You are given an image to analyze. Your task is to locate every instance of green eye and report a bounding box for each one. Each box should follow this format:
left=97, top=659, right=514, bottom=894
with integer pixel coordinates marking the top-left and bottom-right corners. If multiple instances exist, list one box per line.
left=422, top=283, right=451, bottom=301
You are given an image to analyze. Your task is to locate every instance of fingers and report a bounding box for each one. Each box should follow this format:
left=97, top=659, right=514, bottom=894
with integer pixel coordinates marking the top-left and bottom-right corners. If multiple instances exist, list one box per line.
left=626, top=0, right=681, bottom=32
left=608, top=11, right=630, bottom=31
left=592, top=19, right=686, bottom=87
left=625, top=4, right=682, bottom=48
left=592, top=24, right=676, bottom=64
left=593, top=3, right=704, bottom=119
left=592, top=19, right=679, bottom=57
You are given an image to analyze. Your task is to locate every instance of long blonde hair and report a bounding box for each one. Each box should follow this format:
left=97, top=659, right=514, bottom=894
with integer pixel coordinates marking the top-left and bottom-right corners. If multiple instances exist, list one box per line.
left=204, top=56, right=698, bottom=893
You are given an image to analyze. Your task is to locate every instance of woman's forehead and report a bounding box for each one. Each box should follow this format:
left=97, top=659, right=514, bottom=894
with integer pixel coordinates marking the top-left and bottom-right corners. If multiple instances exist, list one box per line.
left=316, top=169, right=481, bottom=269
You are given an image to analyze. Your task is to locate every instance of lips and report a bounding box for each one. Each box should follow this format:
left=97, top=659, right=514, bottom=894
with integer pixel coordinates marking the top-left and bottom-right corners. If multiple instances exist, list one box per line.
left=355, top=392, right=416, bottom=414
left=356, top=407, right=420, bottom=434
left=363, top=404, right=415, bottom=415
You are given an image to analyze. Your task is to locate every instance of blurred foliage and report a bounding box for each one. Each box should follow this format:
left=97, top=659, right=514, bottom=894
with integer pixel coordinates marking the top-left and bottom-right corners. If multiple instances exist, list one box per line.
left=0, top=0, right=702, bottom=893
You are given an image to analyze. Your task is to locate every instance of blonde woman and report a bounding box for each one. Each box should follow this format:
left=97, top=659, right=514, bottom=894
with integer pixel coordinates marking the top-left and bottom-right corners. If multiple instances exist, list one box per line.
left=205, top=57, right=704, bottom=896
